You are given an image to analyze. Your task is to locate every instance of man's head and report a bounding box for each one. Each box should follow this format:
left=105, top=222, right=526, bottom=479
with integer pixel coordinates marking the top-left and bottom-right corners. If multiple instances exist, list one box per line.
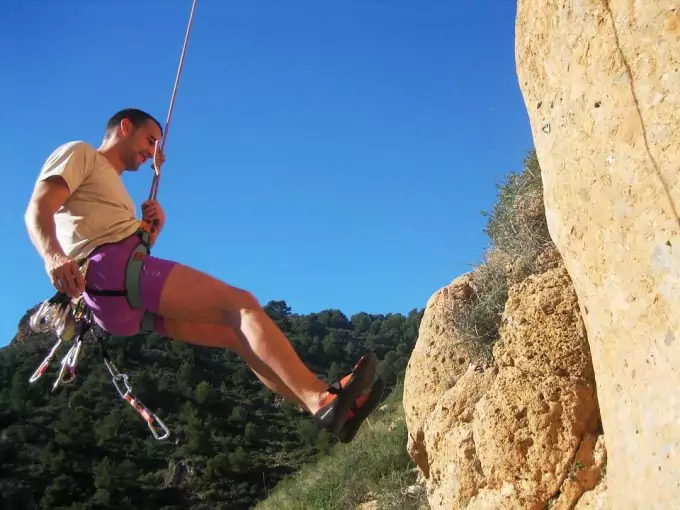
left=103, top=108, right=163, bottom=171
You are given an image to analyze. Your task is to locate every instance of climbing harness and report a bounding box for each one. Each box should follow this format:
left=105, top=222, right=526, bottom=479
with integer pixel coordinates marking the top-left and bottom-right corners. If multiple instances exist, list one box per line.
left=26, top=0, right=197, bottom=441
left=84, top=226, right=157, bottom=333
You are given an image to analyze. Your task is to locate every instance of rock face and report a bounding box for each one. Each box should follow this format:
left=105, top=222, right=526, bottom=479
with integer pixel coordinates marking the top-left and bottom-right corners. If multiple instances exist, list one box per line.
left=403, top=257, right=605, bottom=508
left=515, top=1, right=680, bottom=507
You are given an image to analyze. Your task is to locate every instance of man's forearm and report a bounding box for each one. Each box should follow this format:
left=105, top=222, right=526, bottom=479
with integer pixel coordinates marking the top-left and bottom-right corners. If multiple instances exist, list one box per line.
left=25, top=204, right=66, bottom=261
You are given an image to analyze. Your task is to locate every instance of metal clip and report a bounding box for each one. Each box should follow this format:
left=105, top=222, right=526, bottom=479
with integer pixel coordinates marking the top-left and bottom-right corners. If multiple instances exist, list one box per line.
left=29, top=300, right=56, bottom=332
left=104, top=359, right=170, bottom=441
left=53, top=338, right=82, bottom=391
left=29, top=338, right=63, bottom=383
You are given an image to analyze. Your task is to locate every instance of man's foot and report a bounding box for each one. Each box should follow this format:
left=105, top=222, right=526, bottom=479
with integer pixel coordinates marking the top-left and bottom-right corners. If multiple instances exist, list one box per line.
left=336, top=376, right=386, bottom=443
left=313, top=352, right=377, bottom=436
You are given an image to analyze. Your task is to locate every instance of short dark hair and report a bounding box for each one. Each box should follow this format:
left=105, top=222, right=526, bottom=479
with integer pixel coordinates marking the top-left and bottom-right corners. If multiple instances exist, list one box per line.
left=105, top=108, right=163, bottom=135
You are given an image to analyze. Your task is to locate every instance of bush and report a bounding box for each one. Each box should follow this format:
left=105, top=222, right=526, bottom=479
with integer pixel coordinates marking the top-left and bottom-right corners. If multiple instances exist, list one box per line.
left=452, top=252, right=509, bottom=361
left=482, top=149, right=552, bottom=268
left=452, top=148, right=554, bottom=360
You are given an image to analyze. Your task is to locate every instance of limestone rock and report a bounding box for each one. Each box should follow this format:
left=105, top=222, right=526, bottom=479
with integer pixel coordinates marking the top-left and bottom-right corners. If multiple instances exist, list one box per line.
left=516, top=1, right=680, bottom=506
left=472, top=369, right=598, bottom=509
left=423, top=365, right=497, bottom=508
left=574, top=472, right=608, bottom=510
left=554, top=434, right=607, bottom=510
left=494, top=265, right=594, bottom=381
left=404, top=259, right=604, bottom=509
left=403, top=273, right=477, bottom=477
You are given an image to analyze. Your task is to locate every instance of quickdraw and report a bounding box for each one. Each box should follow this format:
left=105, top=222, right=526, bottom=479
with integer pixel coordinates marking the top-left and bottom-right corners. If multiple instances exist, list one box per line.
left=101, top=343, right=170, bottom=441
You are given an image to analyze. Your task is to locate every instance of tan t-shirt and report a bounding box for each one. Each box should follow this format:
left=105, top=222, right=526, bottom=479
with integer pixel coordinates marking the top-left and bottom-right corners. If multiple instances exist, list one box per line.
left=35, top=140, right=141, bottom=260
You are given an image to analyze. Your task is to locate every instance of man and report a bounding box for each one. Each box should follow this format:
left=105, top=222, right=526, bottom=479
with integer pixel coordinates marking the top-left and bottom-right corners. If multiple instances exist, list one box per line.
left=25, top=108, right=383, bottom=442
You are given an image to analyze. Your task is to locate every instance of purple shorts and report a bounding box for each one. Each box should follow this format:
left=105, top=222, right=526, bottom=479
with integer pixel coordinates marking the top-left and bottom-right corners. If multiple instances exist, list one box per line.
left=82, top=233, right=177, bottom=336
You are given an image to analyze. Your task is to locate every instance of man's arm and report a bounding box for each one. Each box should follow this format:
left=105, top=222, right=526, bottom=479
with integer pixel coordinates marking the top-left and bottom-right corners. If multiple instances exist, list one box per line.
left=25, top=176, right=85, bottom=297
left=25, top=177, right=69, bottom=260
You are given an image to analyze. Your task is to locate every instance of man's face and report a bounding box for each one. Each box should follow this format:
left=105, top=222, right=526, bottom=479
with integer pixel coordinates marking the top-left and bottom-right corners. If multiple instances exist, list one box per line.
left=120, top=118, right=163, bottom=171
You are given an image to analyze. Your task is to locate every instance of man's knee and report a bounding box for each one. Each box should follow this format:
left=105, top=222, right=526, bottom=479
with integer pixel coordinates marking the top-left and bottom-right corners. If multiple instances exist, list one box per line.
left=220, top=287, right=261, bottom=327
left=233, top=287, right=260, bottom=311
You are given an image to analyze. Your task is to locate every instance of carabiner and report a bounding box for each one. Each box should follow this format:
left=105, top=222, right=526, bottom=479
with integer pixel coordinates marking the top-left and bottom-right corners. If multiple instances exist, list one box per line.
left=53, top=339, right=82, bottom=390
left=29, top=300, right=54, bottom=332
left=147, top=413, right=171, bottom=440
left=29, top=338, right=63, bottom=383
left=111, top=373, right=132, bottom=400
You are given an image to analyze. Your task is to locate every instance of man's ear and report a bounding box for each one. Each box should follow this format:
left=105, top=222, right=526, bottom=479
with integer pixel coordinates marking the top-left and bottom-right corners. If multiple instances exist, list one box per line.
left=119, top=118, right=134, bottom=137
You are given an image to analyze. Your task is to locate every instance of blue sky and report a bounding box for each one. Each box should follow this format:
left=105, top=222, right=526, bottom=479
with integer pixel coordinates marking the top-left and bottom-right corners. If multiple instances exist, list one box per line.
left=1, top=0, right=534, bottom=346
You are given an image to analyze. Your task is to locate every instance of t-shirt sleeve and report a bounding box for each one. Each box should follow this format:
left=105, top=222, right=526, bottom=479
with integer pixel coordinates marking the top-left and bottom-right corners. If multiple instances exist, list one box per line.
left=37, top=141, right=92, bottom=193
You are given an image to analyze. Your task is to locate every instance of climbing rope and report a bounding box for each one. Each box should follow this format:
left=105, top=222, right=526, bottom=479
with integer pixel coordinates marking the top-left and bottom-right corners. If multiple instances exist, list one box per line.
left=149, top=0, right=198, bottom=201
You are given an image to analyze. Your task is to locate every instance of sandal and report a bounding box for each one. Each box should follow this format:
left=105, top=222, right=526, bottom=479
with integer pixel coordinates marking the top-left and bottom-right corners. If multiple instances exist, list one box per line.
left=336, top=375, right=385, bottom=443
left=313, top=351, right=377, bottom=436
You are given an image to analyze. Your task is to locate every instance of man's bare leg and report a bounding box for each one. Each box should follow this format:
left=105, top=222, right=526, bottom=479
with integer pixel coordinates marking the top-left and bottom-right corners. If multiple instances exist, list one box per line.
left=162, top=317, right=305, bottom=408
left=157, top=263, right=330, bottom=414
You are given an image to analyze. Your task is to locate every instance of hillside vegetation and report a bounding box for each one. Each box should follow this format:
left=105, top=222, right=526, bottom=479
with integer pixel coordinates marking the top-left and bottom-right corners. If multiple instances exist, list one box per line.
left=1, top=300, right=422, bottom=509
left=253, top=378, right=428, bottom=510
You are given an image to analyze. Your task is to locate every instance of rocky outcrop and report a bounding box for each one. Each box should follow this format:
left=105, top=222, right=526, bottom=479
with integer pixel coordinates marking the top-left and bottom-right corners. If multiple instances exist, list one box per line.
left=403, top=256, right=605, bottom=508
left=516, top=1, right=680, bottom=507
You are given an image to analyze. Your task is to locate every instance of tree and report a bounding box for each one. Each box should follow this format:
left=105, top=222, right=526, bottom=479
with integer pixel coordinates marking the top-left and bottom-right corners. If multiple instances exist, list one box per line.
left=244, top=422, right=258, bottom=444
left=264, top=300, right=292, bottom=329
left=327, top=361, right=342, bottom=382
left=377, top=350, right=399, bottom=387
left=53, top=407, right=94, bottom=449
left=195, top=380, right=215, bottom=406
left=92, top=457, right=116, bottom=505
left=350, top=312, right=371, bottom=332
left=229, top=405, right=247, bottom=426
left=41, top=474, right=81, bottom=509
left=94, top=408, right=124, bottom=447
left=205, top=452, right=231, bottom=481
left=179, top=360, right=196, bottom=388
left=317, top=309, right=351, bottom=329
left=229, top=446, right=250, bottom=473
left=322, top=333, right=341, bottom=357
